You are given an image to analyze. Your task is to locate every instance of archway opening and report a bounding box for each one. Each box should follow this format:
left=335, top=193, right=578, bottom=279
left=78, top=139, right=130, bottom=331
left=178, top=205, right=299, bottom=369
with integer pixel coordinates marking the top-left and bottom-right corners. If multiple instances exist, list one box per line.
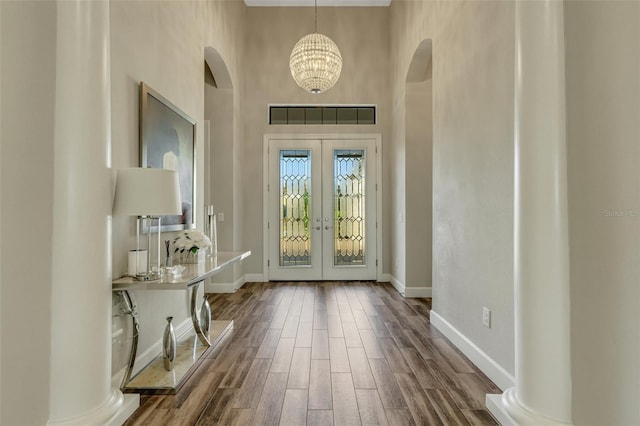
left=404, top=39, right=433, bottom=297
left=204, top=46, right=235, bottom=286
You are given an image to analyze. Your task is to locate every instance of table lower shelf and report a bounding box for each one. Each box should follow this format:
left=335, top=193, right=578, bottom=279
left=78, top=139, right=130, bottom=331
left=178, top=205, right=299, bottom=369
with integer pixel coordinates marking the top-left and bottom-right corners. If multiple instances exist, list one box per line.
left=123, top=320, right=233, bottom=394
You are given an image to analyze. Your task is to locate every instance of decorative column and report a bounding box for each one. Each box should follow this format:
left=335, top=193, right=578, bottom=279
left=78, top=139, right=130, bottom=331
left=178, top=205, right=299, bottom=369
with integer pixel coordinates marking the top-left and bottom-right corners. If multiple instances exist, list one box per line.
left=48, top=0, right=127, bottom=424
left=499, top=0, right=573, bottom=424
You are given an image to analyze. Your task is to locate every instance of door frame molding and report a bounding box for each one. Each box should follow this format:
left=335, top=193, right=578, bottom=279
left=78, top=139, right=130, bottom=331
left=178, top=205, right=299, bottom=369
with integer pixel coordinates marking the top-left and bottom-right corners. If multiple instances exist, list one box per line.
left=263, top=133, right=382, bottom=281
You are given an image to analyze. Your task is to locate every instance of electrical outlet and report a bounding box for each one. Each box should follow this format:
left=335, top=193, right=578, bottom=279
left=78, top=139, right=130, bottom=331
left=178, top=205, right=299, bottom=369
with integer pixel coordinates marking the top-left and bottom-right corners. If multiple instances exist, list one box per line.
left=482, top=307, right=491, bottom=328
left=218, top=212, right=224, bottom=222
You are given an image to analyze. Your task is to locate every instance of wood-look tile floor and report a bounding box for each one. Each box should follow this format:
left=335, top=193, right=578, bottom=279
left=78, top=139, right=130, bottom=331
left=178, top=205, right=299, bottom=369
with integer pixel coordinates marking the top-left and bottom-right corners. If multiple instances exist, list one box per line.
left=125, top=282, right=500, bottom=425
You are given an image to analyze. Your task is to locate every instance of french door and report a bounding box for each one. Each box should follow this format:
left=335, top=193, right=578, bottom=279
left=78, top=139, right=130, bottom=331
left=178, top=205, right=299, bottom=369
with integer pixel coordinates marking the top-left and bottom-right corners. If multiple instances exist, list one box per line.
left=268, top=138, right=377, bottom=281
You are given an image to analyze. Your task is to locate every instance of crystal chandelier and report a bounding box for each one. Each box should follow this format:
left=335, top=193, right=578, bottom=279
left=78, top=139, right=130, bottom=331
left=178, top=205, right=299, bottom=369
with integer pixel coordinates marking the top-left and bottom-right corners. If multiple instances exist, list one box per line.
left=289, top=0, right=342, bottom=94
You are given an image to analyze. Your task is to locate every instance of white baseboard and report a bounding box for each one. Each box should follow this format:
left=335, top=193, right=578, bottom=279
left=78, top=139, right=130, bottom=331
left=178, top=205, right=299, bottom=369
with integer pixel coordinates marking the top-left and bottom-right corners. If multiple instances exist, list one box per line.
left=234, top=276, right=248, bottom=290
left=380, top=275, right=431, bottom=298
left=378, top=273, right=392, bottom=283
left=131, top=317, right=193, bottom=377
left=205, top=281, right=235, bottom=293
left=430, top=310, right=515, bottom=391
left=205, top=275, right=248, bottom=293
left=245, top=273, right=266, bottom=283
left=388, top=274, right=406, bottom=296
left=404, top=286, right=432, bottom=298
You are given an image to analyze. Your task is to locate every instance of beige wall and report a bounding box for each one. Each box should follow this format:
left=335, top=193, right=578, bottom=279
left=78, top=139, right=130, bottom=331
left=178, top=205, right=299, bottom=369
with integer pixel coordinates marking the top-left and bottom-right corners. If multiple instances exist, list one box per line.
left=391, top=0, right=516, bottom=374
left=110, top=0, right=245, bottom=373
left=242, top=7, right=391, bottom=275
left=565, top=1, right=640, bottom=423
left=0, top=1, right=57, bottom=423
left=405, top=79, right=432, bottom=289
left=3, top=1, right=639, bottom=423
left=205, top=81, right=236, bottom=284
left=389, top=76, right=434, bottom=291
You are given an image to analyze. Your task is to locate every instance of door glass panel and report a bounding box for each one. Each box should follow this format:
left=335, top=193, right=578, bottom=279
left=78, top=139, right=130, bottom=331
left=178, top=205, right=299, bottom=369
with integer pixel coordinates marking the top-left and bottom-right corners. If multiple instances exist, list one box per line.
left=334, top=149, right=365, bottom=266
left=280, top=150, right=311, bottom=266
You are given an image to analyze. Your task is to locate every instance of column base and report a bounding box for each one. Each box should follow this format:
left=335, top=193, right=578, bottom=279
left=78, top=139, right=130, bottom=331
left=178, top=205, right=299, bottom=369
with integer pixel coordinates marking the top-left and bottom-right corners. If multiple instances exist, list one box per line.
left=107, top=393, right=140, bottom=426
left=47, top=389, right=128, bottom=426
left=486, top=393, right=516, bottom=426
left=487, top=388, right=573, bottom=426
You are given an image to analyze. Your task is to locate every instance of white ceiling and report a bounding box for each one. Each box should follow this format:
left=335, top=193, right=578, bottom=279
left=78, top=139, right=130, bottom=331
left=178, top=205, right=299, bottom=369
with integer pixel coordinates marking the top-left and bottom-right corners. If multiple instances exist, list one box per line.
left=244, top=0, right=391, bottom=7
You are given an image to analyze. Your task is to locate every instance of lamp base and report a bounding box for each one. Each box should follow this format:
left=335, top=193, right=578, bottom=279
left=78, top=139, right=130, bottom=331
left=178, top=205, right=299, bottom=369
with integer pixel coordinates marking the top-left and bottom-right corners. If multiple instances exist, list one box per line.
left=135, top=271, right=160, bottom=281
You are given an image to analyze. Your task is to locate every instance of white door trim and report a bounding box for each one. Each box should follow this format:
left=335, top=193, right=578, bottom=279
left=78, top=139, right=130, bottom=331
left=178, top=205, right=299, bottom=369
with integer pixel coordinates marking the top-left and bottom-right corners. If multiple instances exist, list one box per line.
left=263, top=133, right=382, bottom=281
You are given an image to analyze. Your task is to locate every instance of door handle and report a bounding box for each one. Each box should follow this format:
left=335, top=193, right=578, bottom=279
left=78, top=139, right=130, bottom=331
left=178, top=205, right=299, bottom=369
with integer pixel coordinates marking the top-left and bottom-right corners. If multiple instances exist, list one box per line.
left=315, top=226, right=321, bottom=230
left=325, top=225, right=333, bottom=230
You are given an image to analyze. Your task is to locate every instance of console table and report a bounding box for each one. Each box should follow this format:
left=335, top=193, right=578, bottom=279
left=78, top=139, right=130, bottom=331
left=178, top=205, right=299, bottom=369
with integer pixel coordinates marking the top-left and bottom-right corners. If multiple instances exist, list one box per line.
left=112, top=250, right=251, bottom=392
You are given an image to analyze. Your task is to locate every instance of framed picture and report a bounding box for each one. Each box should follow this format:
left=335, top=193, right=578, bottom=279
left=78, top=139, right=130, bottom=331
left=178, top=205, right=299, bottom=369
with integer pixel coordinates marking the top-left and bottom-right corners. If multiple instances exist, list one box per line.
left=140, top=81, right=196, bottom=231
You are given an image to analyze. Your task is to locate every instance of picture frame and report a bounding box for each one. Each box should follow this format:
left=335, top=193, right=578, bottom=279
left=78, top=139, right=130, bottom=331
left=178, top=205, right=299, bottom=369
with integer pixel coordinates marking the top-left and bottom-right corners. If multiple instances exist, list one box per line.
left=140, top=81, right=196, bottom=231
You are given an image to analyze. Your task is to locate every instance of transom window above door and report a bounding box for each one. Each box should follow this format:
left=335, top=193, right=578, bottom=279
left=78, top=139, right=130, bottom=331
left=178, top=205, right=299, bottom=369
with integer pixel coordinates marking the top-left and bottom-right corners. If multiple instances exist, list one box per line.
left=269, top=105, right=376, bottom=125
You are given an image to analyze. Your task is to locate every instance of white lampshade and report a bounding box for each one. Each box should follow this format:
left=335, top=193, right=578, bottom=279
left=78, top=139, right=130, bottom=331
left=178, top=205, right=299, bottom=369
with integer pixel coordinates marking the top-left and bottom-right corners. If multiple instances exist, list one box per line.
left=113, top=168, right=181, bottom=216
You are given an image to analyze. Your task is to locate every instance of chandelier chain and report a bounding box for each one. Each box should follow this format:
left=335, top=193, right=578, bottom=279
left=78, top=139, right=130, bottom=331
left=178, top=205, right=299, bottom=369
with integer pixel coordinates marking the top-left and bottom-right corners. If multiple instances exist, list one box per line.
left=314, top=0, right=318, bottom=33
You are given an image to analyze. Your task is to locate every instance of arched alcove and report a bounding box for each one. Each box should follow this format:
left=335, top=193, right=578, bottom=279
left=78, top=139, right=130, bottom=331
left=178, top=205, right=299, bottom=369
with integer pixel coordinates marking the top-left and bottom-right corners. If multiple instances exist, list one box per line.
left=204, top=47, right=235, bottom=287
left=404, top=39, right=433, bottom=295
left=205, top=46, right=233, bottom=90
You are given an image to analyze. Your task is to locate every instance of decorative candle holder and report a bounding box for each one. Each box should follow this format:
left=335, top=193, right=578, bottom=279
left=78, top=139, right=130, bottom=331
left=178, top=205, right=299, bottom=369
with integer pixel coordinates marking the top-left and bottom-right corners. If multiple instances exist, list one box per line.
left=207, top=206, right=218, bottom=258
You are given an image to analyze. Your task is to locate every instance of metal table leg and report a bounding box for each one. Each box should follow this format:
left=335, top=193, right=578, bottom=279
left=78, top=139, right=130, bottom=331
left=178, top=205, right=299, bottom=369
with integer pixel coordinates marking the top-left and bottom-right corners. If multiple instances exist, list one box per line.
left=190, top=281, right=211, bottom=346
left=116, top=290, right=139, bottom=390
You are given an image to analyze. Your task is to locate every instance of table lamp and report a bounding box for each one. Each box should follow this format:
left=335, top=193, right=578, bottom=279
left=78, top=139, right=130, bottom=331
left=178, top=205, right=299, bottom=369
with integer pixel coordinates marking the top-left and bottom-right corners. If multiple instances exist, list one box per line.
left=113, top=167, right=181, bottom=280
